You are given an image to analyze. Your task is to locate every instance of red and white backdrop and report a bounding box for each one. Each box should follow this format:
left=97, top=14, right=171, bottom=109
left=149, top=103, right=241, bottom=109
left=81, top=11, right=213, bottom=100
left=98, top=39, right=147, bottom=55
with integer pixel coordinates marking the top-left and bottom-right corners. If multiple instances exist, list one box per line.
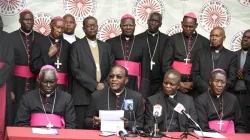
left=1, top=0, right=250, bottom=51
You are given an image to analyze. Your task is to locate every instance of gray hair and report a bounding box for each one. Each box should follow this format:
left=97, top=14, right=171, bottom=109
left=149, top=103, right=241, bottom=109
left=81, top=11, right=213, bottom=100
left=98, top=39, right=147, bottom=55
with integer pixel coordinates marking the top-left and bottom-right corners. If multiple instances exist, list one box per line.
left=38, top=69, right=58, bottom=80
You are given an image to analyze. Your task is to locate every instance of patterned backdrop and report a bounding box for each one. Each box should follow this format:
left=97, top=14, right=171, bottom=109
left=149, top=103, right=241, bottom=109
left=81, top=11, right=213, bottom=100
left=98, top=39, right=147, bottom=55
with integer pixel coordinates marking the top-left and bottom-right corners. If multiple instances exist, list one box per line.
left=1, top=0, right=250, bottom=51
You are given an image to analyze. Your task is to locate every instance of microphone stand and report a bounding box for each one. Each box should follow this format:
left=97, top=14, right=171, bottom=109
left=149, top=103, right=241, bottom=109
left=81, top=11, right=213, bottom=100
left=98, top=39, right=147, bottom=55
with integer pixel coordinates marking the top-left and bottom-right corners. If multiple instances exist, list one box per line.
left=151, top=115, right=162, bottom=138
left=125, top=106, right=137, bottom=137
left=180, top=119, right=199, bottom=140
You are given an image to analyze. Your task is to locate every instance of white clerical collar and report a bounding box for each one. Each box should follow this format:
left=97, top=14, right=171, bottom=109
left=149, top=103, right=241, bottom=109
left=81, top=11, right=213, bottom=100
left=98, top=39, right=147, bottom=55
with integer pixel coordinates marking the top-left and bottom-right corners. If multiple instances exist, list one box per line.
left=112, top=88, right=125, bottom=96
left=147, top=31, right=159, bottom=37
left=216, top=94, right=221, bottom=98
left=86, top=37, right=97, bottom=48
left=63, top=33, right=76, bottom=44
left=169, top=93, right=177, bottom=98
left=19, top=28, right=32, bottom=36
left=125, top=37, right=130, bottom=41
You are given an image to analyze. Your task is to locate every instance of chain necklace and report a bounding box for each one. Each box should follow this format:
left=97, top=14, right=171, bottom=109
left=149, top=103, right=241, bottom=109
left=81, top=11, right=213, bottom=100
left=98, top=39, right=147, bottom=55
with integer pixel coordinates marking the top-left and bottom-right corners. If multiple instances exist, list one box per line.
left=120, top=35, right=135, bottom=69
left=19, top=29, right=34, bottom=58
left=108, top=87, right=127, bottom=110
left=147, top=31, right=159, bottom=70
left=207, top=89, right=224, bottom=120
left=39, top=89, right=57, bottom=128
left=181, top=32, right=198, bottom=61
left=48, top=35, right=63, bottom=59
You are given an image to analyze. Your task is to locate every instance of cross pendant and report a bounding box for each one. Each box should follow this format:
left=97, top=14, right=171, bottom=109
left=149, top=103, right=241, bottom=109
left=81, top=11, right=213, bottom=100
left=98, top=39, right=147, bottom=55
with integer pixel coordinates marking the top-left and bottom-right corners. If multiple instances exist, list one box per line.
left=46, top=122, right=53, bottom=129
left=55, top=59, right=62, bottom=69
left=150, top=61, right=155, bottom=70
left=184, top=58, right=190, bottom=65
left=217, top=120, right=224, bottom=130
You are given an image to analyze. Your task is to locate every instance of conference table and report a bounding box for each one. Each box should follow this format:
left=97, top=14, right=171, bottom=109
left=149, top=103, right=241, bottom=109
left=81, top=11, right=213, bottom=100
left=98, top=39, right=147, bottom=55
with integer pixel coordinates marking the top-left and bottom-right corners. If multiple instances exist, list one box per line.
left=5, top=127, right=250, bottom=140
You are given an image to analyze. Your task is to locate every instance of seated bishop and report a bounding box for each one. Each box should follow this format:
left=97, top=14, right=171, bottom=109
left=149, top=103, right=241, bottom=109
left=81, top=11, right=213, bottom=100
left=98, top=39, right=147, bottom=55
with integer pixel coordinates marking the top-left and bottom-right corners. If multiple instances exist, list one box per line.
left=195, top=69, right=246, bottom=133
left=85, top=66, right=144, bottom=131
left=145, top=70, right=198, bottom=132
left=15, top=65, right=76, bottom=129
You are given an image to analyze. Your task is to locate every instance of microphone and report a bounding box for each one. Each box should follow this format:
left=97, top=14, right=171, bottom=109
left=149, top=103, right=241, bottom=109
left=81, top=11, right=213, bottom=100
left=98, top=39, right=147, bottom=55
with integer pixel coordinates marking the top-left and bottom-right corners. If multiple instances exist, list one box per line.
left=119, top=131, right=127, bottom=140
left=153, top=104, right=162, bottom=117
left=167, top=97, right=200, bottom=127
left=126, top=102, right=137, bottom=137
left=152, top=104, right=162, bottom=138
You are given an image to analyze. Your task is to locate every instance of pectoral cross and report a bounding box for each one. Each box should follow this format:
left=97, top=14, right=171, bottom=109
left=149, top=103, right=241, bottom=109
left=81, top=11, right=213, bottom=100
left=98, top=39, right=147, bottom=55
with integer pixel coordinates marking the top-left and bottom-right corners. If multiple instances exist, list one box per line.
left=55, top=59, right=62, bottom=69
left=217, top=120, right=224, bottom=130
left=46, top=122, right=53, bottom=129
left=184, top=58, right=190, bottom=65
left=150, top=61, right=155, bottom=70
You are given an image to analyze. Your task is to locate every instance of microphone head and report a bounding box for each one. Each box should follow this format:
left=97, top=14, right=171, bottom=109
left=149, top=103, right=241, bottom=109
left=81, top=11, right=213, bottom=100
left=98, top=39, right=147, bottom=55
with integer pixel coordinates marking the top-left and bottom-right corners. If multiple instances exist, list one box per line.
left=128, top=104, right=133, bottom=111
left=153, top=104, right=162, bottom=117
left=119, top=130, right=124, bottom=135
left=123, top=99, right=133, bottom=110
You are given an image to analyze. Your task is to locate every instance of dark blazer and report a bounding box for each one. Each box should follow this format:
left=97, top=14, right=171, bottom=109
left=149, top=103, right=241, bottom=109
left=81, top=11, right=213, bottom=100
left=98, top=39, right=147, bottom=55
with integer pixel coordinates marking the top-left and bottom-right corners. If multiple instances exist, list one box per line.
left=70, top=37, right=115, bottom=105
left=243, top=49, right=250, bottom=92
left=144, top=91, right=198, bottom=132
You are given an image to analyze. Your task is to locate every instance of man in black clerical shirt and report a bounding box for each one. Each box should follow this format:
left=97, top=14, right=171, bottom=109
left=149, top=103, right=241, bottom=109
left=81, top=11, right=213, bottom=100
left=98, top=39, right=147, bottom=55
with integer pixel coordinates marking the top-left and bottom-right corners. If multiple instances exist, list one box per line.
left=15, top=65, right=76, bottom=129
left=106, top=14, right=150, bottom=98
left=85, top=66, right=144, bottom=131
left=9, top=10, right=44, bottom=114
left=137, top=12, right=169, bottom=96
left=237, top=29, right=250, bottom=132
left=162, top=12, right=210, bottom=98
left=30, top=16, right=71, bottom=91
left=63, top=14, right=79, bottom=44
left=195, top=69, right=245, bottom=133
left=145, top=70, right=197, bottom=132
left=192, top=27, right=237, bottom=96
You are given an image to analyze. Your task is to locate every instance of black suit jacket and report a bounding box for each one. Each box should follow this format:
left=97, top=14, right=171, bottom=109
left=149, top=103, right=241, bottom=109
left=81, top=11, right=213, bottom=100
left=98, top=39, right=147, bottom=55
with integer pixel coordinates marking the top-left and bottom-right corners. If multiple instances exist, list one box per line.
left=70, top=37, right=115, bottom=105
left=243, top=49, right=250, bottom=92
left=145, top=91, right=198, bottom=132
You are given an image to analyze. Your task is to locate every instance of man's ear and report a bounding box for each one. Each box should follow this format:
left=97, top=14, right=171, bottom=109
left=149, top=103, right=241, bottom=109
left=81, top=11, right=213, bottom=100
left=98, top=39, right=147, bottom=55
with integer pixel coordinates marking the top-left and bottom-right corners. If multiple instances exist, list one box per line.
left=125, top=77, right=128, bottom=85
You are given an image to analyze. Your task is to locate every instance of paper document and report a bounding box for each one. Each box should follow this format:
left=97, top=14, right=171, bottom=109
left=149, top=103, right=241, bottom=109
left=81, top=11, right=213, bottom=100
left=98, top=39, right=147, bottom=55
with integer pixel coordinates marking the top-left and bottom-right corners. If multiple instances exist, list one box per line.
left=32, top=128, right=59, bottom=135
left=99, top=110, right=124, bottom=132
left=194, top=130, right=227, bottom=138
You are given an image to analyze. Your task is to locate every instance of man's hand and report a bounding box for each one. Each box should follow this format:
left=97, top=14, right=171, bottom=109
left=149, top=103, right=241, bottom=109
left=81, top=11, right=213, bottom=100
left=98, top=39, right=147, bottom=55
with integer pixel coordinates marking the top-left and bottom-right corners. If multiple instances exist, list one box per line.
left=237, top=68, right=244, bottom=80
left=93, top=116, right=101, bottom=125
left=120, top=117, right=129, bottom=128
left=10, top=92, right=15, bottom=103
left=179, top=82, right=188, bottom=93
left=184, top=82, right=193, bottom=90
left=48, top=44, right=58, bottom=57
left=96, top=83, right=105, bottom=90
left=179, top=82, right=193, bottom=93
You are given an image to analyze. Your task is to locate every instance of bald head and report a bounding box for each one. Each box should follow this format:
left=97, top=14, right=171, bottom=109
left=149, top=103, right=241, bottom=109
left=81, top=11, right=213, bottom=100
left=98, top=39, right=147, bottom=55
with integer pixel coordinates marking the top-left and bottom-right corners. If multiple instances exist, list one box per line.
left=164, top=69, right=181, bottom=83
left=211, top=27, right=225, bottom=36
left=210, top=27, right=226, bottom=49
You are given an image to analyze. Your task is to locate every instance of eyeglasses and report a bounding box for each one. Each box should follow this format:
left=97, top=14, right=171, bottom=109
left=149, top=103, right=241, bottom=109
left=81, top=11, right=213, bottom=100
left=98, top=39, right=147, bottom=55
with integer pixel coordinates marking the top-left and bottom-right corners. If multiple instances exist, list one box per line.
left=109, top=74, right=124, bottom=79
